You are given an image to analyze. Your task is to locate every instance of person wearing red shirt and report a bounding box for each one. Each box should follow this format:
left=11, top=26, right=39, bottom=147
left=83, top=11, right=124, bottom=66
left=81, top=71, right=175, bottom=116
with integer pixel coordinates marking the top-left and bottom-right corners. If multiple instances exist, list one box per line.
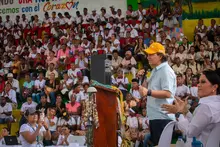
left=146, top=4, right=157, bottom=18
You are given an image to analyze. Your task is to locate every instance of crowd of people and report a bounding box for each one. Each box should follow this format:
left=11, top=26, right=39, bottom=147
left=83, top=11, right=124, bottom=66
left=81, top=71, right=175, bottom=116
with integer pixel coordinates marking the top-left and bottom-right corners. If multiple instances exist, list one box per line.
left=0, top=1, right=219, bottom=147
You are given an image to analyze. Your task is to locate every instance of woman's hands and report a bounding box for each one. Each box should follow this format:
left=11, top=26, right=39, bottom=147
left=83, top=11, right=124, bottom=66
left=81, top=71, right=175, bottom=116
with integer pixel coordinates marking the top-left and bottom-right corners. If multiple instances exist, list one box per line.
left=161, top=96, right=189, bottom=115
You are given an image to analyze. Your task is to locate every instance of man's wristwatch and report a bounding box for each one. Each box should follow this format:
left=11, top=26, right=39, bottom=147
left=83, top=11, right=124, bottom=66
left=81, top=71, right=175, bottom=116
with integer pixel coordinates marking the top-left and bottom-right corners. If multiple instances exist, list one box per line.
left=147, top=89, right=152, bottom=96
left=175, top=112, right=182, bottom=118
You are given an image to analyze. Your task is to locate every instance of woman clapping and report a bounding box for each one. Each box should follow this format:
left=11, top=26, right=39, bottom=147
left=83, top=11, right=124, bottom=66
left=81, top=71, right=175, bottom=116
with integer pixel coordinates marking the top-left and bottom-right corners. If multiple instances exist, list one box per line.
left=19, top=108, right=51, bottom=147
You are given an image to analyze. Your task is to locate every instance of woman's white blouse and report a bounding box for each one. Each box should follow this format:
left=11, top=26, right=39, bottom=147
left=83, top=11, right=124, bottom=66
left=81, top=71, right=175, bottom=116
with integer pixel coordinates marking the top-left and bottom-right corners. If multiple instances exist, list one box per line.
left=177, top=95, right=220, bottom=146
left=19, top=123, right=46, bottom=147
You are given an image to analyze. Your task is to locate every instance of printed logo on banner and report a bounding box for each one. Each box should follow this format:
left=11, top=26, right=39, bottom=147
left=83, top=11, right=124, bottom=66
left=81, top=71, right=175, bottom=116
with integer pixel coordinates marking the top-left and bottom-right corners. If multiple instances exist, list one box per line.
left=43, top=0, right=79, bottom=12
left=0, top=0, right=79, bottom=16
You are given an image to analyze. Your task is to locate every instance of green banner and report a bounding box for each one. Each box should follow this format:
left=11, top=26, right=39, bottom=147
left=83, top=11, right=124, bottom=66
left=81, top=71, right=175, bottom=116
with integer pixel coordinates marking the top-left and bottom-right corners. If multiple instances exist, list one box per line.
left=133, top=0, right=220, bottom=19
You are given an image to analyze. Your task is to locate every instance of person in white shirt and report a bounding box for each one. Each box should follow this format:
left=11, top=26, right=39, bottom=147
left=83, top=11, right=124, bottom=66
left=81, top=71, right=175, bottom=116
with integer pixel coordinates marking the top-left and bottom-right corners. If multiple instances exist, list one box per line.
left=57, top=125, right=74, bottom=146
left=57, top=13, right=66, bottom=26
left=59, top=73, right=73, bottom=97
left=68, top=84, right=85, bottom=102
left=130, top=28, right=139, bottom=38
left=73, top=71, right=89, bottom=86
left=103, top=28, right=113, bottom=41
left=137, top=3, right=146, bottom=21
left=73, top=11, right=82, bottom=25
left=21, top=97, right=38, bottom=115
left=68, top=63, right=81, bottom=80
left=32, top=72, right=46, bottom=103
left=113, top=70, right=129, bottom=98
left=2, top=83, right=17, bottom=108
left=81, top=37, right=91, bottom=50
left=91, top=9, right=100, bottom=23
left=116, top=9, right=125, bottom=20
left=4, top=15, right=13, bottom=30
left=20, top=97, right=38, bottom=127
left=42, top=12, right=51, bottom=27
left=6, top=73, right=20, bottom=93
left=3, top=56, right=12, bottom=75
left=45, top=63, right=59, bottom=79
left=137, top=108, right=150, bottom=147
left=19, top=107, right=51, bottom=147
left=110, top=6, right=117, bottom=18
left=100, top=7, right=110, bottom=22
left=106, top=17, right=115, bottom=30
left=130, top=79, right=141, bottom=102
left=175, top=74, right=190, bottom=99
left=111, top=33, right=120, bottom=50
left=20, top=14, right=29, bottom=29
left=187, top=76, right=199, bottom=113
left=0, top=97, right=14, bottom=133
left=44, top=107, right=58, bottom=135
left=49, top=11, right=59, bottom=24
left=82, top=8, right=91, bottom=24
left=63, top=12, right=73, bottom=25
left=163, top=13, right=178, bottom=31
left=126, top=108, right=139, bottom=141
left=162, top=69, right=220, bottom=146
left=121, top=51, right=137, bottom=78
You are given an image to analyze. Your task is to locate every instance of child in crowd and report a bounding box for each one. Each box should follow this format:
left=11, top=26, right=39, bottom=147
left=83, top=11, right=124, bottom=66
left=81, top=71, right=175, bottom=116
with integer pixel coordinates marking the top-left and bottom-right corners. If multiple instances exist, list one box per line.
left=126, top=108, right=139, bottom=144
left=124, top=93, right=137, bottom=117
left=175, top=74, right=190, bottom=99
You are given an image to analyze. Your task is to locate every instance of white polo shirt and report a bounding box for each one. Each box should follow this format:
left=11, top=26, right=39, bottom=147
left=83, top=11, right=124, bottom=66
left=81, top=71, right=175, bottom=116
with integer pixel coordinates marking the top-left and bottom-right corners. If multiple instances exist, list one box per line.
left=116, top=77, right=129, bottom=91
left=0, top=103, right=12, bottom=118
left=21, top=102, right=37, bottom=113
left=20, top=123, right=46, bottom=147
left=82, top=14, right=91, bottom=24
left=44, top=116, right=58, bottom=132
left=68, top=90, right=85, bottom=102
left=67, top=68, right=81, bottom=79
left=34, top=79, right=46, bottom=90
left=4, top=20, right=13, bottom=29
left=2, top=89, right=17, bottom=104
left=175, top=84, right=190, bottom=97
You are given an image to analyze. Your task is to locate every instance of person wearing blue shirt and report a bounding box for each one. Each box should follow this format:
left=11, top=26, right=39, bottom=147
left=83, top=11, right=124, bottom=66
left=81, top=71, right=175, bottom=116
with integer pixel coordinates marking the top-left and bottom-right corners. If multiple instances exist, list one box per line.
left=139, top=42, right=176, bottom=146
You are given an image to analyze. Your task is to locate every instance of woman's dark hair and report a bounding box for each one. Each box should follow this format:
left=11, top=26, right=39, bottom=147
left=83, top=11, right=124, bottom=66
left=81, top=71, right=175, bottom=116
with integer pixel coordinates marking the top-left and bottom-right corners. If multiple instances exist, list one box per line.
left=194, top=34, right=202, bottom=42
left=203, top=69, right=220, bottom=94
left=136, top=38, right=145, bottom=49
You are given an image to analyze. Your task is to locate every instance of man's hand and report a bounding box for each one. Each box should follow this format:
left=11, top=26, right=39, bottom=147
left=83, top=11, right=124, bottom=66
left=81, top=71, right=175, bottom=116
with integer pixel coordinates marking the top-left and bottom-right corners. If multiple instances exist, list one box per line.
left=139, top=86, right=148, bottom=97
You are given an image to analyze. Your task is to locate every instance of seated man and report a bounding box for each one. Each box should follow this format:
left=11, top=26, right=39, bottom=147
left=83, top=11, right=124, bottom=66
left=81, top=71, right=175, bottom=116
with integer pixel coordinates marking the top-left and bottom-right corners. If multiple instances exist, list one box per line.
left=45, top=63, right=59, bottom=79
left=0, top=97, right=14, bottom=133
left=2, top=83, right=17, bottom=109
left=175, top=74, right=190, bottom=99
left=45, top=107, right=58, bottom=140
left=20, top=96, right=38, bottom=127
left=68, top=84, right=85, bottom=102
left=5, top=73, right=20, bottom=93
left=163, top=12, right=178, bottom=31
left=121, top=50, right=137, bottom=78
left=67, top=63, right=81, bottom=81
left=111, top=50, right=123, bottom=74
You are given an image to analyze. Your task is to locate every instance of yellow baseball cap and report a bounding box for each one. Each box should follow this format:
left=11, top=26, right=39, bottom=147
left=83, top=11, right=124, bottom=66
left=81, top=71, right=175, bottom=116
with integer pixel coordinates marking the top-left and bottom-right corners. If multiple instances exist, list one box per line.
left=144, top=42, right=165, bottom=55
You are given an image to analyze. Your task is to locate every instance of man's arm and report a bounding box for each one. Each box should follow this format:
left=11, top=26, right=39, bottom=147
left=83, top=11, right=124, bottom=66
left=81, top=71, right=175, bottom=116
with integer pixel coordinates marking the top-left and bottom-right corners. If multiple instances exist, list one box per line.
left=139, top=86, right=171, bottom=99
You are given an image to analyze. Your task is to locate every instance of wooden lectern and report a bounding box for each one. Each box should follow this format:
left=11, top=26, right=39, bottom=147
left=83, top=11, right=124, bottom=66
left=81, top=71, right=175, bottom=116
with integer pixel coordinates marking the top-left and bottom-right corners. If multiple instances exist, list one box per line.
left=93, top=85, right=118, bottom=147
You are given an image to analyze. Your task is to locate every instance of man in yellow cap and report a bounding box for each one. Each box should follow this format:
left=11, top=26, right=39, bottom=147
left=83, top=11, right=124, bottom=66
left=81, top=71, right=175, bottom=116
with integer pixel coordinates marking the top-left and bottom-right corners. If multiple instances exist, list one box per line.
left=139, top=42, right=176, bottom=146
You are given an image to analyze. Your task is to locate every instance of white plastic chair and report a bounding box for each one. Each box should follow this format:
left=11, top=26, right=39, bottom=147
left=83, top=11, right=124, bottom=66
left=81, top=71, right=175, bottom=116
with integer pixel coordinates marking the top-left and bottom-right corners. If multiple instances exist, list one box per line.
left=206, top=123, right=220, bottom=147
left=158, top=121, right=176, bottom=147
